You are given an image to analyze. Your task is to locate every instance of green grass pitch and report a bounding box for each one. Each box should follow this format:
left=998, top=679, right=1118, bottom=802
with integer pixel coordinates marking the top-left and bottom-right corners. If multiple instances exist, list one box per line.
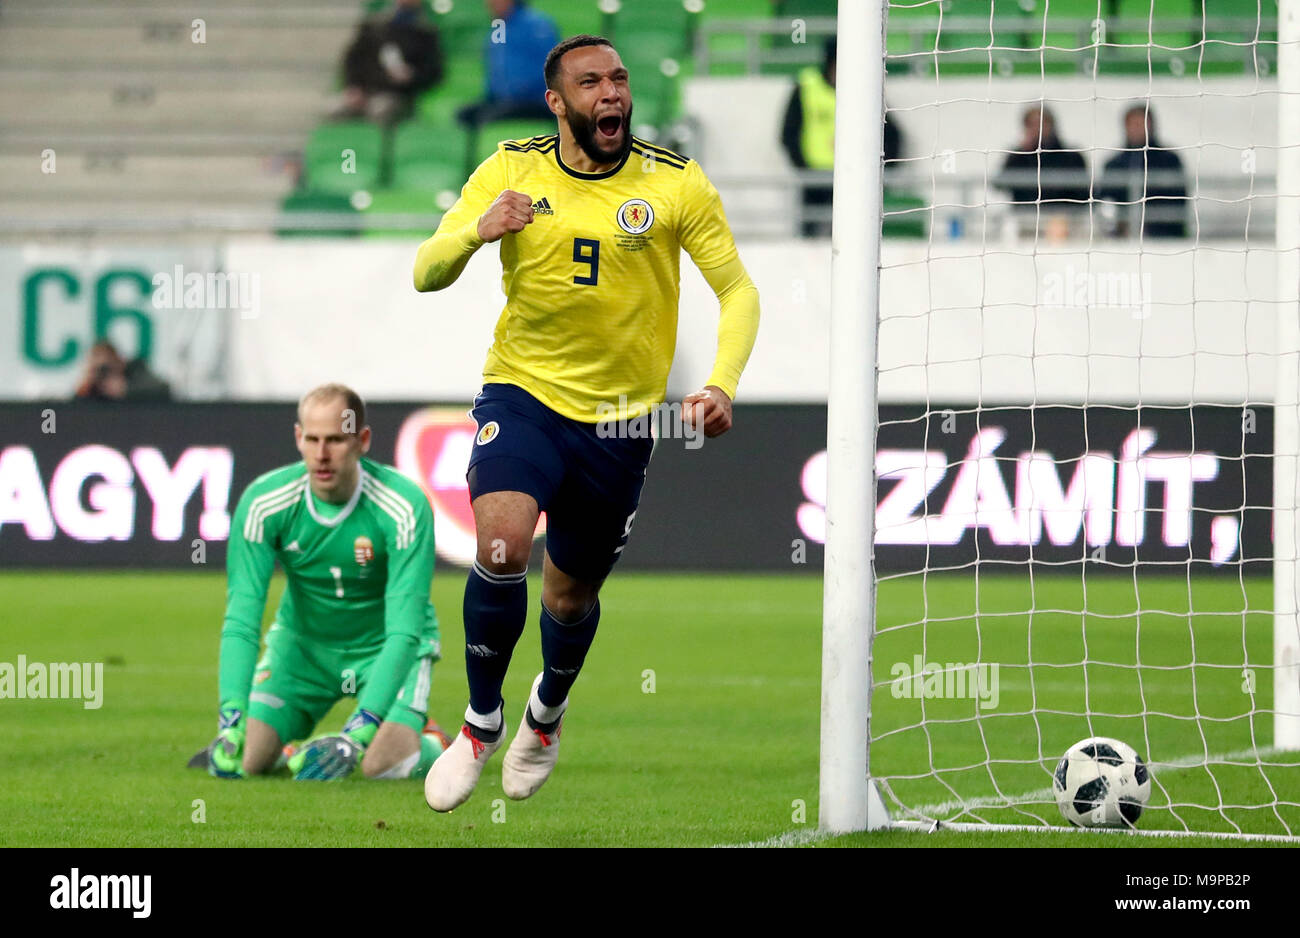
left=0, top=570, right=1294, bottom=847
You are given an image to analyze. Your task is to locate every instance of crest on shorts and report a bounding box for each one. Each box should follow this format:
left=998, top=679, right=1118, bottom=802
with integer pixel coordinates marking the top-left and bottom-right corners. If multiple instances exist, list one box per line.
left=616, top=199, right=654, bottom=234
left=395, top=407, right=547, bottom=568
left=254, top=668, right=271, bottom=685
left=354, top=535, right=374, bottom=566
left=476, top=421, right=500, bottom=445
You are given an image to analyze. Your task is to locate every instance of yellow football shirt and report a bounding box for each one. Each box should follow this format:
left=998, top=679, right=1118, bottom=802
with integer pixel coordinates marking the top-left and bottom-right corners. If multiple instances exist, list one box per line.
left=420, top=135, right=742, bottom=422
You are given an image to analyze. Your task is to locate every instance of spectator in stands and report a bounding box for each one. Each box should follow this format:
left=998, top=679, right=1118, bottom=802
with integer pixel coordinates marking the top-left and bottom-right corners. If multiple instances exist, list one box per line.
left=122, top=356, right=173, bottom=402
left=456, top=0, right=559, bottom=128
left=1098, top=104, right=1188, bottom=238
left=75, top=341, right=128, bottom=401
left=333, top=0, right=444, bottom=125
left=74, top=341, right=172, bottom=402
left=780, top=38, right=902, bottom=237
left=994, top=106, right=1090, bottom=222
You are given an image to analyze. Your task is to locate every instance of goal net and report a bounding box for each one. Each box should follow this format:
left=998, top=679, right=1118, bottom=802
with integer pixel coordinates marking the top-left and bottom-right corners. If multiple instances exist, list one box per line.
left=835, top=0, right=1300, bottom=840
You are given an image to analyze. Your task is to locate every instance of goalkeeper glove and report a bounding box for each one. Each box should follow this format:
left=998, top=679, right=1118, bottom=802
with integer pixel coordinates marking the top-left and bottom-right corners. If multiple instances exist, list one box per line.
left=186, top=702, right=246, bottom=779
left=290, top=709, right=381, bottom=781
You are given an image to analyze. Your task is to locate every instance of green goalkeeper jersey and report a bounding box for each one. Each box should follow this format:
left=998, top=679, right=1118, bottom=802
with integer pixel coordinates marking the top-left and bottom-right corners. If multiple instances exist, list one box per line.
left=218, top=457, right=438, bottom=719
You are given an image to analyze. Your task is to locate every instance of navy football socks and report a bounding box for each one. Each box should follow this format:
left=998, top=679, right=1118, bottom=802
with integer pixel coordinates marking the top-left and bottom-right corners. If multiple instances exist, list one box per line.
left=534, top=598, right=601, bottom=730
left=462, top=560, right=528, bottom=728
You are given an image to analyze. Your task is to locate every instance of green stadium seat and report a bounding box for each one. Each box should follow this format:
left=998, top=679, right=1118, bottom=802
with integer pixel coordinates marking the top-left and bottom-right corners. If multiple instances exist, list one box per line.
left=1113, top=0, right=1202, bottom=48
left=611, top=0, right=694, bottom=58
left=692, top=0, right=777, bottom=75
left=887, top=0, right=941, bottom=17
left=700, top=31, right=754, bottom=75
left=887, top=0, right=939, bottom=58
left=413, top=55, right=484, bottom=152
left=610, top=0, right=692, bottom=25
left=428, top=0, right=489, bottom=54
left=357, top=0, right=484, bottom=56
left=415, top=87, right=461, bottom=125
left=532, top=0, right=603, bottom=39
left=624, top=54, right=683, bottom=128
left=1016, top=0, right=1105, bottom=48
left=303, top=122, right=385, bottom=195
left=775, top=0, right=836, bottom=16
left=1202, top=0, right=1277, bottom=45
left=361, top=0, right=437, bottom=16
left=698, top=0, right=773, bottom=15
left=1204, top=0, right=1277, bottom=11
left=365, top=187, right=444, bottom=213
left=881, top=188, right=929, bottom=239
left=361, top=187, right=447, bottom=239
left=437, top=53, right=488, bottom=102
left=278, top=189, right=362, bottom=238
left=392, top=156, right=467, bottom=194
left=1088, top=0, right=1209, bottom=75
left=394, top=120, right=470, bottom=168
left=895, top=0, right=1065, bottom=76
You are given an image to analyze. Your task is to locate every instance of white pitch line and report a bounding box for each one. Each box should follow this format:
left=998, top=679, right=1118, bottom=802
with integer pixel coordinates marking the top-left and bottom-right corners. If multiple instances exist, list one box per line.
left=901, top=745, right=1286, bottom=820
left=893, top=820, right=1300, bottom=844
left=713, top=829, right=834, bottom=849
left=712, top=745, right=1294, bottom=847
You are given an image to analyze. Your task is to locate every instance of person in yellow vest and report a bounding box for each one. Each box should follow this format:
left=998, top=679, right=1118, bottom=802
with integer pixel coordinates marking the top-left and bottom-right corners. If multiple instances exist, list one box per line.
left=780, top=37, right=900, bottom=237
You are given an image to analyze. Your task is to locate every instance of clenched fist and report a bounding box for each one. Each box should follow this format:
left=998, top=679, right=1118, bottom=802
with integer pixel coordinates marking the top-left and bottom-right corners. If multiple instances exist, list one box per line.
left=682, top=386, right=734, bottom=439
left=477, top=190, right=535, bottom=243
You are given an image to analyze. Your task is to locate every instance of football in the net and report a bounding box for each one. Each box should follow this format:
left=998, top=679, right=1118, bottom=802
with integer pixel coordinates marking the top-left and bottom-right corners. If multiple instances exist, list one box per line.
left=1052, top=736, right=1151, bottom=829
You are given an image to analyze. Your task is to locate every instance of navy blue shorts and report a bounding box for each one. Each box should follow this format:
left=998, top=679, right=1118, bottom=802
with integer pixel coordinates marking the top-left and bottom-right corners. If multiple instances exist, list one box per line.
left=465, top=383, right=655, bottom=582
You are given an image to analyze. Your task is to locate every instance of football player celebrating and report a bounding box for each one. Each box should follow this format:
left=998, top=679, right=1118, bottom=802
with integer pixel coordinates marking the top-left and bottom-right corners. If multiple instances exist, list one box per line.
left=189, top=383, right=449, bottom=781
left=413, top=35, right=760, bottom=810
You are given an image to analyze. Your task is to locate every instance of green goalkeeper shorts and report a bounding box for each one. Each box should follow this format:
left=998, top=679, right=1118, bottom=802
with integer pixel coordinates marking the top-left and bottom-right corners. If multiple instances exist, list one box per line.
left=247, top=623, right=442, bottom=744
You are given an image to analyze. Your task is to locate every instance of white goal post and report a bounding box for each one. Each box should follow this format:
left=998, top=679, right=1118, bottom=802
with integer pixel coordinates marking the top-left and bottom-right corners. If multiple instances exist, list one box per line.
left=819, top=0, right=887, bottom=835
left=820, top=0, right=1300, bottom=839
left=1272, top=0, right=1300, bottom=752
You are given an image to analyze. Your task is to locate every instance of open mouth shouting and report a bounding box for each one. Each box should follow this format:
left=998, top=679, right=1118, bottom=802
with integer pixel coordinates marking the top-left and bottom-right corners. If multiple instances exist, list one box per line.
left=567, top=96, right=634, bottom=167
left=596, top=111, right=624, bottom=142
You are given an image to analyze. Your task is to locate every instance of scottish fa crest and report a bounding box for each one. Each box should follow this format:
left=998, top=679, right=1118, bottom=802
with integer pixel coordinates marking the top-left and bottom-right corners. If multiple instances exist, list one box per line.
left=617, top=199, right=654, bottom=234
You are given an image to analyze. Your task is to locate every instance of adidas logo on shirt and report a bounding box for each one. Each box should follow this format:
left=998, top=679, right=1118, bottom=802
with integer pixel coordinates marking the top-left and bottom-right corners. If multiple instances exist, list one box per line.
left=531, top=197, right=554, bottom=215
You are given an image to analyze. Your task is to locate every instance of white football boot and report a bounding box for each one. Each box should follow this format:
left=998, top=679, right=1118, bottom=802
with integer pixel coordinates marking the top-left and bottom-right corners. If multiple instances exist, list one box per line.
left=502, top=673, right=565, bottom=801
left=424, top=716, right=506, bottom=812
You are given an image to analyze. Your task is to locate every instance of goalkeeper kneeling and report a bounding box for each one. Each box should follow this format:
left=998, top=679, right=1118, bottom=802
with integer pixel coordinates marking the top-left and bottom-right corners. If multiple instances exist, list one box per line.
left=188, top=383, right=450, bottom=781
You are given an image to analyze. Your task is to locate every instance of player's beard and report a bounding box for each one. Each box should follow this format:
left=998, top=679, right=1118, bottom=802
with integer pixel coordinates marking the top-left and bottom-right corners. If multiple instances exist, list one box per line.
left=565, top=99, right=634, bottom=168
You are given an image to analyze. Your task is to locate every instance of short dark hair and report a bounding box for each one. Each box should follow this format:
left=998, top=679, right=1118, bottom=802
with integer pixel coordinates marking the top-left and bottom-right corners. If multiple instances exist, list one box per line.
left=298, top=382, right=366, bottom=434
left=544, top=34, right=615, bottom=90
